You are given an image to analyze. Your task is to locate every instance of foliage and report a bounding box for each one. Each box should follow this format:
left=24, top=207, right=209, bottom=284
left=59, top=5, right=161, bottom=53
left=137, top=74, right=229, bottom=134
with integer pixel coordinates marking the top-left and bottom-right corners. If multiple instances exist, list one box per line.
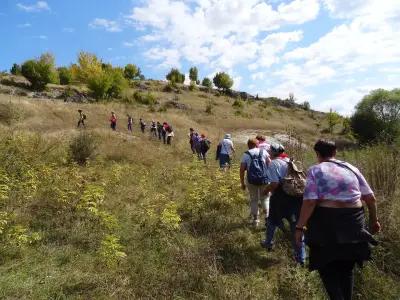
left=21, top=53, right=56, bottom=91
left=189, top=81, right=197, bottom=91
left=189, top=66, right=198, bottom=83
left=133, top=91, right=157, bottom=105
left=326, top=108, right=341, bottom=134
left=351, top=89, right=400, bottom=144
left=205, top=101, right=213, bottom=114
left=58, top=67, right=72, bottom=85
left=201, top=77, right=212, bottom=89
left=166, top=68, right=185, bottom=84
left=232, top=98, right=244, bottom=109
left=213, top=72, right=233, bottom=92
left=10, top=63, right=21, bottom=75
left=301, top=101, right=311, bottom=111
left=124, top=64, right=140, bottom=80
left=69, top=132, right=97, bottom=165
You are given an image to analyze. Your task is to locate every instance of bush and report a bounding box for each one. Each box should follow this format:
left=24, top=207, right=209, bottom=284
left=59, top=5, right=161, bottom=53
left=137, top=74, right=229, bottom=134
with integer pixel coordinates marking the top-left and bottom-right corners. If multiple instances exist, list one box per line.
left=21, top=53, right=56, bottom=91
left=189, top=81, right=197, bottom=91
left=124, top=64, right=139, bottom=80
left=166, top=68, right=185, bottom=84
left=69, top=132, right=97, bottom=165
left=10, top=63, right=21, bottom=75
left=232, top=98, right=244, bottom=109
left=201, top=77, right=212, bottom=89
left=58, top=67, right=72, bottom=85
left=0, top=102, right=24, bottom=125
left=133, top=91, right=157, bottom=105
left=205, top=102, right=213, bottom=114
left=213, top=72, right=233, bottom=93
left=87, top=72, right=112, bottom=100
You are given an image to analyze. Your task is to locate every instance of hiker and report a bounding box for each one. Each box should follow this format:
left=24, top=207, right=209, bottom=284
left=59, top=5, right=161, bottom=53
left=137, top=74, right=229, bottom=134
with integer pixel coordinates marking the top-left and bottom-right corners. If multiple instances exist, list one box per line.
left=150, top=121, right=157, bottom=137
left=256, top=135, right=271, bottom=161
left=261, top=143, right=306, bottom=265
left=189, top=128, right=196, bottom=154
left=139, top=118, right=146, bottom=133
left=217, top=134, right=235, bottom=170
left=295, top=140, right=380, bottom=300
left=110, top=112, right=117, bottom=131
left=165, top=123, right=174, bottom=145
left=199, top=134, right=211, bottom=163
left=193, top=133, right=202, bottom=159
left=240, top=138, right=269, bottom=227
left=77, top=110, right=86, bottom=128
left=157, top=121, right=163, bottom=140
left=161, top=122, right=168, bottom=144
left=127, top=114, right=133, bottom=132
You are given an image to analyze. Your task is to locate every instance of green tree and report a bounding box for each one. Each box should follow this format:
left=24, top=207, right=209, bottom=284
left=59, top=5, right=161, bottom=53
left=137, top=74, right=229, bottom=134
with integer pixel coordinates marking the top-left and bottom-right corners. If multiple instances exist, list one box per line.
left=189, top=66, right=198, bottom=83
left=326, top=108, right=341, bottom=135
left=10, top=63, right=21, bottom=75
left=301, top=101, right=311, bottom=111
left=123, top=64, right=139, bottom=80
left=213, top=72, right=233, bottom=93
left=351, top=88, right=400, bottom=143
left=166, top=68, right=185, bottom=84
left=21, top=53, right=56, bottom=91
left=58, top=67, right=72, bottom=85
left=76, top=52, right=103, bottom=83
left=201, top=77, right=212, bottom=89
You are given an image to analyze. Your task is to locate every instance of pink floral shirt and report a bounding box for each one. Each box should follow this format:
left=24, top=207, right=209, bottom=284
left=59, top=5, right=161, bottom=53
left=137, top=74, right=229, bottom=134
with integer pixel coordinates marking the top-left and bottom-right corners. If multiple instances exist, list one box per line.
left=303, top=160, right=373, bottom=202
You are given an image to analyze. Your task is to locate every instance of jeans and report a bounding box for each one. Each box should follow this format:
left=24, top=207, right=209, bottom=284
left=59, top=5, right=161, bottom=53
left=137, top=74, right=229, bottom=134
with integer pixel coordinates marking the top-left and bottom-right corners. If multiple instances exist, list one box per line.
left=319, top=260, right=355, bottom=300
left=162, top=132, right=166, bottom=144
left=265, top=217, right=306, bottom=264
left=128, top=123, right=132, bottom=131
left=111, top=122, right=116, bottom=131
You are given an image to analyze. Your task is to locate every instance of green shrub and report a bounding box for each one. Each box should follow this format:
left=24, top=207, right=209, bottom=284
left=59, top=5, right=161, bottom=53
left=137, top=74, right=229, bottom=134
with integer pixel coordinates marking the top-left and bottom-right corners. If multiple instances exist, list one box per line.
left=232, top=98, right=244, bottom=109
left=189, top=81, right=198, bottom=91
left=133, top=91, right=157, bottom=105
left=10, top=63, right=21, bottom=75
left=21, top=53, right=56, bottom=91
left=58, top=67, right=72, bottom=85
left=69, top=132, right=97, bottom=165
left=0, top=102, right=24, bottom=125
left=205, top=102, right=213, bottom=114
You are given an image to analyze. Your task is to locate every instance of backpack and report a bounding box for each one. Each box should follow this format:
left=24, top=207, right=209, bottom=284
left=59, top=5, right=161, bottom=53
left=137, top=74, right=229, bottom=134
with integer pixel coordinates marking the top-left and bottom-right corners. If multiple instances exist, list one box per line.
left=281, top=160, right=306, bottom=197
left=246, top=149, right=269, bottom=185
left=82, top=114, right=87, bottom=120
left=201, top=139, right=211, bottom=152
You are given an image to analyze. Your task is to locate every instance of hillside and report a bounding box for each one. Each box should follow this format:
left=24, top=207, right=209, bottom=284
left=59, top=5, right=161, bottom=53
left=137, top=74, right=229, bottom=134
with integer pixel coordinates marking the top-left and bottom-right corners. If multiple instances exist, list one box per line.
left=0, top=76, right=399, bottom=299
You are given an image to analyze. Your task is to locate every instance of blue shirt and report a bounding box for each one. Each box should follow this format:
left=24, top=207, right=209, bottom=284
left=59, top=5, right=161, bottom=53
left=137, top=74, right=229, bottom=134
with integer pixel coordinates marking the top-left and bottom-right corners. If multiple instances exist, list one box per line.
left=266, top=157, right=290, bottom=183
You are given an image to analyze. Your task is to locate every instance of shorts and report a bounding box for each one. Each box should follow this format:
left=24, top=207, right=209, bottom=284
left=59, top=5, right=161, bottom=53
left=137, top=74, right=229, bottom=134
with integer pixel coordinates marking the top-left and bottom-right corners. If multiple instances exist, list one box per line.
left=219, top=154, right=231, bottom=167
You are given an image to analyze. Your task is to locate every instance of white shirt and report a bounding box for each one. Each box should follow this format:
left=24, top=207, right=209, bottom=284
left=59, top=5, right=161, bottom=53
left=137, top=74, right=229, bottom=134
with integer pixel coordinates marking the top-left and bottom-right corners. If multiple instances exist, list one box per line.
left=220, top=139, right=234, bottom=155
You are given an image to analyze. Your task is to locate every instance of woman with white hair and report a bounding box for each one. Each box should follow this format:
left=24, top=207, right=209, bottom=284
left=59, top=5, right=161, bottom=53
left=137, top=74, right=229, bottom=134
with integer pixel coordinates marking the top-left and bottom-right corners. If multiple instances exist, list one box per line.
left=217, top=134, right=235, bottom=170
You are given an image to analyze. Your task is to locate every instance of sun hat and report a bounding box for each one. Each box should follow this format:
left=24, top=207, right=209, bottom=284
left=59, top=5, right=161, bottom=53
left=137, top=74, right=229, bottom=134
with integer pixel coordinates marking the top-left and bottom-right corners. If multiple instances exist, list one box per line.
left=270, top=143, right=285, bottom=155
left=224, top=133, right=232, bottom=139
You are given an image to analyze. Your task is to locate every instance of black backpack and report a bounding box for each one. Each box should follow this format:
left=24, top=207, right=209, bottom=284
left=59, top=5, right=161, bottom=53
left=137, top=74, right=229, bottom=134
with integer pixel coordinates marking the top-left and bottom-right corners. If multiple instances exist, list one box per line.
left=246, top=149, right=268, bottom=185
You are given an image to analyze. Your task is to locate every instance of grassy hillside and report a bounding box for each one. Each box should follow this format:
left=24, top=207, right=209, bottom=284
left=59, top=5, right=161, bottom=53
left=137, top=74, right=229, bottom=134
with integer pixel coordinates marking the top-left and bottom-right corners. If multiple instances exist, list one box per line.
left=0, top=79, right=398, bottom=299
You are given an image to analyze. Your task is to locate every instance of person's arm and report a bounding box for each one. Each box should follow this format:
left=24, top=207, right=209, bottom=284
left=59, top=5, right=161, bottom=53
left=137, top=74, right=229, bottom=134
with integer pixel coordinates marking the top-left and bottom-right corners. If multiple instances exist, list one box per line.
left=264, top=182, right=279, bottom=194
left=362, top=194, right=381, bottom=234
left=295, top=200, right=318, bottom=247
left=240, top=163, right=247, bottom=190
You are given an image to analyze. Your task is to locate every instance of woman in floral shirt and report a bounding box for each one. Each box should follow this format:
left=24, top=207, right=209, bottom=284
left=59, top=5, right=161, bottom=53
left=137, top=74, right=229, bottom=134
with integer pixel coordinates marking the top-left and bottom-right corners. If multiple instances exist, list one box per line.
left=295, top=140, right=380, bottom=300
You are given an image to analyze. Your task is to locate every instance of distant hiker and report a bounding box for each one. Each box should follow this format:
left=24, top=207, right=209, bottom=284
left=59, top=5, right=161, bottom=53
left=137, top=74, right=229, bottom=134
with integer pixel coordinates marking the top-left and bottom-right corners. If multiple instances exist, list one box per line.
left=127, top=114, right=133, bottom=132
left=261, top=143, right=306, bottom=265
left=200, top=134, right=211, bottom=163
left=193, top=132, right=202, bottom=159
left=139, top=118, right=146, bottom=133
left=295, top=140, right=380, bottom=300
left=110, top=112, right=117, bottom=131
left=189, top=128, right=196, bottom=154
left=150, top=121, right=157, bottom=137
left=217, top=134, right=235, bottom=170
left=77, top=110, right=86, bottom=128
left=161, top=122, right=168, bottom=144
left=240, top=138, right=270, bottom=227
left=157, top=121, right=163, bottom=140
left=165, top=123, right=174, bottom=145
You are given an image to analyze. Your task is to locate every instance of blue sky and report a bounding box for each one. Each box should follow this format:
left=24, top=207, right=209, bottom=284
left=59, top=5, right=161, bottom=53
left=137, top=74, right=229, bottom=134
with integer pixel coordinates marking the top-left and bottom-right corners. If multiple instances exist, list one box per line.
left=1, top=0, right=399, bottom=115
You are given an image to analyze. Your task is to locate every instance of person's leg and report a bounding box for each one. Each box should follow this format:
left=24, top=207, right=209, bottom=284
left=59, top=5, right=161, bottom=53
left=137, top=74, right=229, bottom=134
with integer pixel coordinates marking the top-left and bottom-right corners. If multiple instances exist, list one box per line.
left=77, top=120, right=81, bottom=128
left=339, top=261, right=356, bottom=300
left=247, top=184, right=259, bottom=224
left=289, top=218, right=306, bottom=264
left=319, top=262, right=344, bottom=300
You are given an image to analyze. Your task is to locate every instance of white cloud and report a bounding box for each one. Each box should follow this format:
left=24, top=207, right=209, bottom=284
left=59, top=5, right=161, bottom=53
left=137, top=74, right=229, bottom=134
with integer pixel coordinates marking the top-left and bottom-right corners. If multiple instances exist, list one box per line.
left=89, top=18, right=122, bottom=32
left=17, top=23, right=31, bottom=28
left=251, top=72, right=266, bottom=80
left=127, top=0, right=319, bottom=69
left=62, top=27, right=75, bottom=33
left=123, top=42, right=134, bottom=47
left=17, top=1, right=50, bottom=12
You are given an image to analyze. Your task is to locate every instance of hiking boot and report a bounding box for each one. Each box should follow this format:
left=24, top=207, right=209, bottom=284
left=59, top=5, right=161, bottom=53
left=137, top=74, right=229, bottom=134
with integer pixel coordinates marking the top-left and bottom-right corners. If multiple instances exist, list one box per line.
left=260, top=240, right=273, bottom=251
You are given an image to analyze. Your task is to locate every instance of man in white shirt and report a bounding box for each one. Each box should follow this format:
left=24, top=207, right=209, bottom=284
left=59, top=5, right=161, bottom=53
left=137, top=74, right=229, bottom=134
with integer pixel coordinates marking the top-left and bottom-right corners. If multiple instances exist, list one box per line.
left=218, top=134, right=235, bottom=170
left=240, top=138, right=269, bottom=227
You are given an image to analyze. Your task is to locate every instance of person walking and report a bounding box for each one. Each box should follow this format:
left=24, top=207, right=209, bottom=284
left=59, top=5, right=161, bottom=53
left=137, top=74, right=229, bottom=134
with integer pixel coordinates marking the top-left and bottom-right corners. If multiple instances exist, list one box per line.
left=150, top=121, right=157, bottom=137
left=295, top=139, right=380, bottom=300
left=161, top=122, right=168, bottom=144
left=193, top=133, right=203, bottom=159
left=217, top=134, right=235, bottom=170
left=240, top=138, right=269, bottom=227
left=110, top=112, right=117, bottom=131
left=77, top=110, right=86, bottom=128
left=165, top=123, right=174, bottom=145
left=256, top=135, right=271, bottom=161
left=199, top=134, right=211, bottom=163
left=262, top=143, right=306, bottom=265
left=127, top=114, right=133, bottom=132
left=139, top=118, right=146, bottom=133
left=157, top=121, right=163, bottom=141
left=189, top=128, right=196, bottom=154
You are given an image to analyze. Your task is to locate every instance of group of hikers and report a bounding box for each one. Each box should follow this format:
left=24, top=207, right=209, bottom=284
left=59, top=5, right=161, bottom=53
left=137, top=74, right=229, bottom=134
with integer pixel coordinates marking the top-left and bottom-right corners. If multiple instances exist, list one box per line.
left=77, top=110, right=175, bottom=145
left=78, top=108, right=380, bottom=299
left=212, top=134, right=380, bottom=300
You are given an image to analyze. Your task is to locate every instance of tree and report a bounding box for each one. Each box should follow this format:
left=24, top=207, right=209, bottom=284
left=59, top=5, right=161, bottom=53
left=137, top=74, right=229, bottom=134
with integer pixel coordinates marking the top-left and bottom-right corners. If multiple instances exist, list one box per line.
left=351, top=89, right=400, bottom=143
left=21, top=53, right=56, bottom=91
left=76, top=52, right=103, bottom=83
left=124, top=64, right=139, bottom=80
left=213, top=72, right=233, bottom=93
left=166, top=68, right=185, bottom=84
left=301, top=101, right=311, bottom=111
left=326, top=108, right=341, bottom=135
left=201, top=77, right=212, bottom=89
left=58, top=67, right=72, bottom=85
left=189, top=66, right=198, bottom=83
left=10, top=63, right=21, bottom=75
